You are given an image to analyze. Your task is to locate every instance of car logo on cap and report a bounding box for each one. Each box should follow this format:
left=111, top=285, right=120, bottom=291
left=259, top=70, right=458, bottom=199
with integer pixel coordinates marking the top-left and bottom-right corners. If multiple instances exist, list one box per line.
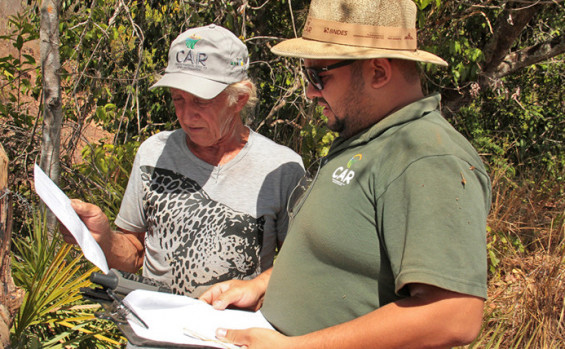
left=185, top=35, right=201, bottom=49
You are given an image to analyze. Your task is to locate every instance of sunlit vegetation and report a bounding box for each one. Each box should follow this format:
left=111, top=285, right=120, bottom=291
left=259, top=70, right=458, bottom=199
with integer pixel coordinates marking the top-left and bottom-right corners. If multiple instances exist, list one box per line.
left=1, top=0, right=563, bottom=347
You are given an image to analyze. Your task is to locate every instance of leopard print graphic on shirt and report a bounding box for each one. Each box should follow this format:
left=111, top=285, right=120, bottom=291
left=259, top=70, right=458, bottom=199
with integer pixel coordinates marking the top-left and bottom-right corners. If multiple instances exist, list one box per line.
left=140, top=166, right=265, bottom=295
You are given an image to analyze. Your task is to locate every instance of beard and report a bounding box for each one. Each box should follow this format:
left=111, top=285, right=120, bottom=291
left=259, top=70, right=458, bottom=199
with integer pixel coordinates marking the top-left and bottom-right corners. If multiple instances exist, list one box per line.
left=327, top=109, right=346, bottom=134
left=323, top=93, right=368, bottom=139
left=323, top=62, right=371, bottom=139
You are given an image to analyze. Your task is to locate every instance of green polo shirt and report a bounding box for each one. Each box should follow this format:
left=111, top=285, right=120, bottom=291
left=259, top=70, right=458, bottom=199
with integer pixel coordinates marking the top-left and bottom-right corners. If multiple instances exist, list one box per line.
left=261, top=93, right=491, bottom=336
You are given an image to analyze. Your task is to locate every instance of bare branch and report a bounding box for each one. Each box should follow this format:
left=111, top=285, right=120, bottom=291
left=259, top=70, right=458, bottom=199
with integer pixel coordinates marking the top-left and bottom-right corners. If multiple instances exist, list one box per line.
left=288, top=0, right=298, bottom=38
left=508, top=0, right=564, bottom=5
left=494, top=34, right=565, bottom=78
left=244, top=36, right=284, bottom=42
left=481, top=3, right=543, bottom=80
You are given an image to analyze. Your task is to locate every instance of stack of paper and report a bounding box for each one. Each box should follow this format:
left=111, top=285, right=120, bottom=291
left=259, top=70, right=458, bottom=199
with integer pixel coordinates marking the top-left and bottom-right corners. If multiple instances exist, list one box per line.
left=124, top=289, right=274, bottom=348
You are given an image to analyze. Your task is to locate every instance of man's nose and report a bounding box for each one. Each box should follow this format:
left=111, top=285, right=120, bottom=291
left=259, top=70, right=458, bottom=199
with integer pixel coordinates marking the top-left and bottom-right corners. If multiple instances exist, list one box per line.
left=305, top=82, right=322, bottom=100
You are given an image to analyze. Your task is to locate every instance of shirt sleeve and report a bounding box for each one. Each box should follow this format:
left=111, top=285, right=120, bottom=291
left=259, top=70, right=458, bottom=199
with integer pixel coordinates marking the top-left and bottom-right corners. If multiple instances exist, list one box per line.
left=380, top=155, right=490, bottom=299
left=114, top=150, right=147, bottom=233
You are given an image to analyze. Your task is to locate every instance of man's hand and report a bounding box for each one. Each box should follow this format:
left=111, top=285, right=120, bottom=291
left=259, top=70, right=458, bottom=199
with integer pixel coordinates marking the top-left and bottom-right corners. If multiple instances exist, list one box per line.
left=200, top=279, right=264, bottom=311
left=60, top=199, right=112, bottom=245
left=199, top=268, right=272, bottom=311
left=215, top=327, right=292, bottom=349
left=61, top=199, right=145, bottom=273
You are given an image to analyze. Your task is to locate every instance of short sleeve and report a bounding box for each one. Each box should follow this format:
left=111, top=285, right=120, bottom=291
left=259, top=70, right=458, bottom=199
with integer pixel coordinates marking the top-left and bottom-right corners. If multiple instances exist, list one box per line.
left=114, top=151, right=147, bottom=233
left=380, top=155, right=490, bottom=299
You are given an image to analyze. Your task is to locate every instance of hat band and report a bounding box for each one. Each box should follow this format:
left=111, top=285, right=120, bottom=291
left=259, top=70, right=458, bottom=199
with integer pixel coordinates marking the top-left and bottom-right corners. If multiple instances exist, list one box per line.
left=302, top=16, right=418, bottom=51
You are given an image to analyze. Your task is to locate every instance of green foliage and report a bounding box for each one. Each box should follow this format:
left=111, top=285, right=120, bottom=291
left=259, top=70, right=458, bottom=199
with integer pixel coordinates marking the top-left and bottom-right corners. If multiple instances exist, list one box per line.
left=0, top=10, right=40, bottom=123
left=49, top=0, right=319, bottom=161
left=452, top=68, right=565, bottom=179
left=71, top=141, right=138, bottom=221
left=486, top=225, right=525, bottom=275
left=416, top=0, right=565, bottom=179
left=2, top=0, right=564, bottom=347
left=10, top=210, right=125, bottom=348
left=298, top=108, right=336, bottom=169
left=0, top=5, right=42, bottom=235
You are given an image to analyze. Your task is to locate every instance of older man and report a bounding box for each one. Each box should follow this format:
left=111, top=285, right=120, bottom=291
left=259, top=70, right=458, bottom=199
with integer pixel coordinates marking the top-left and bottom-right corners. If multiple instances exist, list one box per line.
left=64, top=24, right=304, bottom=298
left=200, top=1, right=491, bottom=348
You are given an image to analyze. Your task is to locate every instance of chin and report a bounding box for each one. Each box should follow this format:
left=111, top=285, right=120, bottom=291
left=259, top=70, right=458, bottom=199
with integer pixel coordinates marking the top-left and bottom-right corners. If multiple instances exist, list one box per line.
left=187, top=135, right=215, bottom=148
left=328, top=121, right=345, bottom=135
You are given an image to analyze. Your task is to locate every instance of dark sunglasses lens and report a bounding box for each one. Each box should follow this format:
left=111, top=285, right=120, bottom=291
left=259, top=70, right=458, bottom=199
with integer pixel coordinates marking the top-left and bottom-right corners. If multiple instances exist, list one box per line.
left=305, top=68, right=323, bottom=90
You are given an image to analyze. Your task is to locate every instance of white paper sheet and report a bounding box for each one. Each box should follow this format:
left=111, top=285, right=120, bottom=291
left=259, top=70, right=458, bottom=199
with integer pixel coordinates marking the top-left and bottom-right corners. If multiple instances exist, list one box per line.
left=124, top=289, right=275, bottom=348
left=34, top=164, right=109, bottom=274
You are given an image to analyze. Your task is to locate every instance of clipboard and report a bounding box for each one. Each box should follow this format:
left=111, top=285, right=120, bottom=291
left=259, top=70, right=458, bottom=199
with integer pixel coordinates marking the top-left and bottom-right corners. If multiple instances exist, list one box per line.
left=121, top=290, right=273, bottom=349
left=85, top=288, right=218, bottom=348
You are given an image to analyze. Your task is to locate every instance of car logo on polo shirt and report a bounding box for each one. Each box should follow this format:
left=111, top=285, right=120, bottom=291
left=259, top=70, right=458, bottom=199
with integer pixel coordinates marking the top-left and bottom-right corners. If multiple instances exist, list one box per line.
left=332, top=154, right=362, bottom=186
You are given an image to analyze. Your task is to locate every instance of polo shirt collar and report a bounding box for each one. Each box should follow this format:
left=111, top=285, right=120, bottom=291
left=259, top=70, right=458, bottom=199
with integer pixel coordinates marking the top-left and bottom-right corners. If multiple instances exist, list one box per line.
left=328, top=93, right=442, bottom=157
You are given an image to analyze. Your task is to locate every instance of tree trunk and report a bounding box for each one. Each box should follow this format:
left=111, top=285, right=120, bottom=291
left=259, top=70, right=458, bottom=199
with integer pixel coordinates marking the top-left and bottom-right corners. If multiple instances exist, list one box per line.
left=39, top=0, right=62, bottom=231
left=0, top=144, right=24, bottom=348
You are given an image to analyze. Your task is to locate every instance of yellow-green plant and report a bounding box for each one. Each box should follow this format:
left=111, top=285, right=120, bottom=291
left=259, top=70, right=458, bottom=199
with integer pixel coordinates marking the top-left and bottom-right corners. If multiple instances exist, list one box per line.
left=10, top=210, right=125, bottom=348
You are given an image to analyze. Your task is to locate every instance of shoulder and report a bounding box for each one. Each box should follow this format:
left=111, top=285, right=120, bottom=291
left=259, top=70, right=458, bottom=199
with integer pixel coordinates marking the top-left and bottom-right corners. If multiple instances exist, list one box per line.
left=138, top=130, right=179, bottom=150
left=140, top=130, right=175, bottom=144
left=365, top=111, right=489, bottom=186
left=249, top=131, right=303, bottom=165
left=388, top=111, right=480, bottom=163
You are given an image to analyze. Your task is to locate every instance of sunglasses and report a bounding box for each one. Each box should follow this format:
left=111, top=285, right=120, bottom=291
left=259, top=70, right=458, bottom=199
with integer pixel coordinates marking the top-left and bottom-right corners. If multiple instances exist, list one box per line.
left=303, top=60, right=356, bottom=90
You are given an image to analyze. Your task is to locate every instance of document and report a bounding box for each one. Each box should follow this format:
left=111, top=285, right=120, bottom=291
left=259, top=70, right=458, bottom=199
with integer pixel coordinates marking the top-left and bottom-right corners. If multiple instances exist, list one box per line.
left=124, top=289, right=275, bottom=348
left=34, top=164, right=109, bottom=274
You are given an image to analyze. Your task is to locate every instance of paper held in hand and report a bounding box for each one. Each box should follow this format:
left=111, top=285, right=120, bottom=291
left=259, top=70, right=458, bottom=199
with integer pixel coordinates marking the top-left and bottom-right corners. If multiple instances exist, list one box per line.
left=33, top=164, right=109, bottom=274
left=124, top=289, right=274, bottom=348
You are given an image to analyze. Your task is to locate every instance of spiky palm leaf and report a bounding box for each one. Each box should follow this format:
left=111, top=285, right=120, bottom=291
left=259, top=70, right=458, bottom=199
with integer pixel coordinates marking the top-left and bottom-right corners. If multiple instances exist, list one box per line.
left=10, top=210, right=125, bottom=347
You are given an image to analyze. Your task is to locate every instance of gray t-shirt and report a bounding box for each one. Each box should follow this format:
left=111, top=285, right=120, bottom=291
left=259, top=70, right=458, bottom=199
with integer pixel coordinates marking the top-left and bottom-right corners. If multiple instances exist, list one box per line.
left=115, top=128, right=304, bottom=296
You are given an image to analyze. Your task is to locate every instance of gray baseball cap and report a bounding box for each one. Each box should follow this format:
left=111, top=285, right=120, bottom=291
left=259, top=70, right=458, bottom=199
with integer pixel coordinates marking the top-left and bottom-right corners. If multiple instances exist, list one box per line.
left=150, top=24, right=249, bottom=99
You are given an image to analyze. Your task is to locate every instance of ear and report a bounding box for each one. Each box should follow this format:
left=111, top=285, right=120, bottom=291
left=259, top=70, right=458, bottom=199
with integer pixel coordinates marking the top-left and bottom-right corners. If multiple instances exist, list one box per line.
left=233, top=81, right=251, bottom=112
left=368, top=58, right=392, bottom=89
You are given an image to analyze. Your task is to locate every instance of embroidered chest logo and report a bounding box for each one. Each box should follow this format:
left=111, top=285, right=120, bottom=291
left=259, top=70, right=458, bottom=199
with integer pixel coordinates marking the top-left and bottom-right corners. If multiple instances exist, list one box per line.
left=332, top=154, right=362, bottom=186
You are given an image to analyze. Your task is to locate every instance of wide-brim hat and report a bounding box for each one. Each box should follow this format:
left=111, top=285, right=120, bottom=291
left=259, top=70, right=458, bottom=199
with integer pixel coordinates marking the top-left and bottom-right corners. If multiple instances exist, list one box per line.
left=150, top=24, right=249, bottom=99
left=271, top=0, right=447, bottom=66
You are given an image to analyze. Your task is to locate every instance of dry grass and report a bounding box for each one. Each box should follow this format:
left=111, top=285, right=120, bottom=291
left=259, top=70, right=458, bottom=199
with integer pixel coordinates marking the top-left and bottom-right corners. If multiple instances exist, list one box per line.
left=468, top=168, right=565, bottom=348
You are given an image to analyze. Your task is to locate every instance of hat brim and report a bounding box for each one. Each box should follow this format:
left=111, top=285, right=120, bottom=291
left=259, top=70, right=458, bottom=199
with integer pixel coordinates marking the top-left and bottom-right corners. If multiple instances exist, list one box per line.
left=149, top=72, right=229, bottom=99
left=271, top=38, right=448, bottom=66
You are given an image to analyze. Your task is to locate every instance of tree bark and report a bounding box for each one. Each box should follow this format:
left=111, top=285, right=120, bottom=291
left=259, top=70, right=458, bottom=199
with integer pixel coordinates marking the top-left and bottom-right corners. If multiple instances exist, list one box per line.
left=442, top=2, right=561, bottom=117
left=493, top=34, right=565, bottom=79
left=0, top=144, right=24, bottom=348
left=480, top=2, right=542, bottom=86
left=39, top=0, right=62, bottom=231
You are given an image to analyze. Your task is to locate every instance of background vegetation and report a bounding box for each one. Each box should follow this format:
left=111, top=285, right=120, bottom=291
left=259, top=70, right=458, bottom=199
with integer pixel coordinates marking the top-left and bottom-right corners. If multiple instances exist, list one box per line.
left=0, top=0, right=563, bottom=347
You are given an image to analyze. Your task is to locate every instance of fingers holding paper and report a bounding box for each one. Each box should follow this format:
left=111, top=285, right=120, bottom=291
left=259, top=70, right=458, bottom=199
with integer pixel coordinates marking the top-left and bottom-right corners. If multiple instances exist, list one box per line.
left=62, top=199, right=113, bottom=244
left=58, top=199, right=110, bottom=244
left=216, top=327, right=290, bottom=349
left=200, top=279, right=263, bottom=311
left=59, top=222, right=78, bottom=245
left=62, top=199, right=145, bottom=273
left=200, top=268, right=273, bottom=311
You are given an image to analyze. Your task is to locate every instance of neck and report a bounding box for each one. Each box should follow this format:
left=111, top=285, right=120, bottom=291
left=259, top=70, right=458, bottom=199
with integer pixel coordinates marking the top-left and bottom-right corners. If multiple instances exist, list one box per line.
left=370, top=82, right=424, bottom=126
left=187, top=121, right=250, bottom=166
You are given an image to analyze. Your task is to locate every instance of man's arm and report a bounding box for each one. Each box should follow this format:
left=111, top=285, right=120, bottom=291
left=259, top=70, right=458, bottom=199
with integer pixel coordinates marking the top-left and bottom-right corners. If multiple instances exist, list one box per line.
left=215, top=283, right=484, bottom=349
left=61, top=199, right=145, bottom=273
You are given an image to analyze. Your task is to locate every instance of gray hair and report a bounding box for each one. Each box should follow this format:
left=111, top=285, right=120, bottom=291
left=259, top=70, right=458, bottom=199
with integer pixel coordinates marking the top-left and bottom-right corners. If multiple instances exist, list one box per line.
left=225, top=79, right=259, bottom=109
left=224, top=79, right=258, bottom=121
